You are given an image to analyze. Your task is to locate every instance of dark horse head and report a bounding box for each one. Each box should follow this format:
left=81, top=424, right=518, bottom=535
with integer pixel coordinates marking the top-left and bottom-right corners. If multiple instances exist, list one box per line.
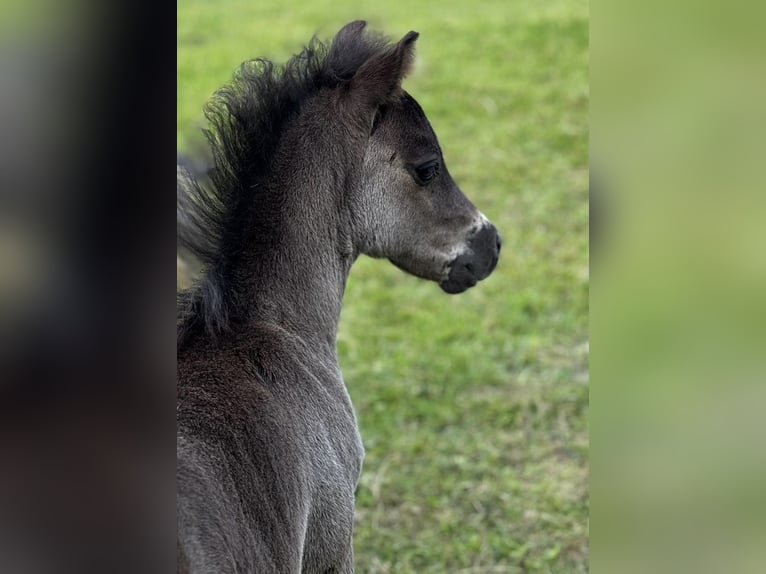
left=337, top=23, right=501, bottom=294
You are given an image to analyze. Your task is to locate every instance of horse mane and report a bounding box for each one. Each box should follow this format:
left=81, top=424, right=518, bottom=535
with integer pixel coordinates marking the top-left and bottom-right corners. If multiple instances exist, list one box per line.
left=177, top=23, right=393, bottom=346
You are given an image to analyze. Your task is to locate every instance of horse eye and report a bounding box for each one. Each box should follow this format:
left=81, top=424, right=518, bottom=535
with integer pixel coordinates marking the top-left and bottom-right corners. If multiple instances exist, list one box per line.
left=414, top=160, right=439, bottom=186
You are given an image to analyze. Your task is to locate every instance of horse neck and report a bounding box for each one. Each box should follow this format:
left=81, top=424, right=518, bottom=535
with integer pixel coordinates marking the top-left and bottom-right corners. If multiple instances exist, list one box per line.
left=231, top=114, right=360, bottom=356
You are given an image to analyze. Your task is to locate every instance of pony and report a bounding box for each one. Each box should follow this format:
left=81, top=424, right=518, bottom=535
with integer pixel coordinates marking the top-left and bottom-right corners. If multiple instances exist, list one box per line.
left=177, top=20, right=501, bottom=573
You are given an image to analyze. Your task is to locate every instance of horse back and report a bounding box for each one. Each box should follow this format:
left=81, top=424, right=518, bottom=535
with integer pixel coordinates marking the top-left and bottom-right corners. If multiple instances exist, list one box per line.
left=177, top=325, right=362, bottom=573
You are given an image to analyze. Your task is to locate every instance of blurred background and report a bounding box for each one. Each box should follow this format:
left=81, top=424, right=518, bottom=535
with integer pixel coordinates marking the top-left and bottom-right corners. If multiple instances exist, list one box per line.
left=178, top=1, right=589, bottom=572
left=0, top=1, right=175, bottom=572
left=592, top=1, right=766, bottom=572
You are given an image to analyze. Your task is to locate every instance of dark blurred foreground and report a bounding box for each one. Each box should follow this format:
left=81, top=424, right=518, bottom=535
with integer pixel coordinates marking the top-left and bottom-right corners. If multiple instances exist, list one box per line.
left=0, top=1, right=175, bottom=572
left=2, top=0, right=766, bottom=572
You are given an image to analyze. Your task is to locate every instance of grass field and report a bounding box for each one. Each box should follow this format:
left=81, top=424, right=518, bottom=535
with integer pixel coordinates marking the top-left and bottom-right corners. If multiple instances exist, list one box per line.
left=178, top=1, right=589, bottom=571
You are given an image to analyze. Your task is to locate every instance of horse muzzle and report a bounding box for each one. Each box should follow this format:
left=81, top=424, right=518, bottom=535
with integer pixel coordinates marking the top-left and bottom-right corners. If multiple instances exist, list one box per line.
left=439, top=224, right=502, bottom=294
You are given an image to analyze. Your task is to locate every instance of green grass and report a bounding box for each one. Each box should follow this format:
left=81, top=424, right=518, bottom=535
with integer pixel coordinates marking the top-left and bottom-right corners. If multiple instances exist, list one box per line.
left=178, top=1, right=589, bottom=571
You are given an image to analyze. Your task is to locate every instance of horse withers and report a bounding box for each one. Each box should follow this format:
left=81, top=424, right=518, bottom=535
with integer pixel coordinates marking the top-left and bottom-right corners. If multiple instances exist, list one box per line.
left=177, top=20, right=501, bottom=573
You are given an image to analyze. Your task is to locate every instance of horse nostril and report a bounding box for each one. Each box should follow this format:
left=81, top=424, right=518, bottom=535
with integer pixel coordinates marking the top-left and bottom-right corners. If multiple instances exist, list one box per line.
left=496, top=232, right=502, bottom=252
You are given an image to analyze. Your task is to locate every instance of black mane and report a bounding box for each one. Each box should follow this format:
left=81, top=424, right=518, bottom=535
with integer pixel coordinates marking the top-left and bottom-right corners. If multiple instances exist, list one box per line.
left=177, top=25, right=392, bottom=346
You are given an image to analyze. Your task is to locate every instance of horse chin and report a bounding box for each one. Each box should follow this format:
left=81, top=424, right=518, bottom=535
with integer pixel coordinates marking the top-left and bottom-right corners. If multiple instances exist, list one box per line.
left=438, top=262, right=479, bottom=294
left=439, top=276, right=476, bottom=294
left=439, top=246, right=499, bottom=294
left=388, top=257, right=444, bottom=283
left=389, top=249, right=497, bottom=294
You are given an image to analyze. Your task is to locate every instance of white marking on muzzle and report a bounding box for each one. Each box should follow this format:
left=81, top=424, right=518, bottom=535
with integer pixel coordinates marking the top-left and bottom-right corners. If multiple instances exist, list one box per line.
left=475, top=211, right=491, bottom=228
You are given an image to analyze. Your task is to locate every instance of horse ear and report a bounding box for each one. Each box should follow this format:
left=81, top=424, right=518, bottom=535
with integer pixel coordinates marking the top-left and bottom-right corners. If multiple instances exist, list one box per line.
left=350, top=30, right=419, bottom=109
